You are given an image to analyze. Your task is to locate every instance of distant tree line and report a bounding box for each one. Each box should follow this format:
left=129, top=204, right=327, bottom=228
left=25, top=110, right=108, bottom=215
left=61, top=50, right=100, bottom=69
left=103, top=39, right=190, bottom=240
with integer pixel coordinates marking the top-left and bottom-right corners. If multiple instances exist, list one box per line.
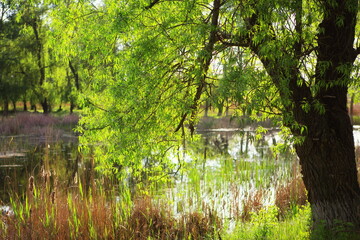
left=0, top=1, right=82, bottom=114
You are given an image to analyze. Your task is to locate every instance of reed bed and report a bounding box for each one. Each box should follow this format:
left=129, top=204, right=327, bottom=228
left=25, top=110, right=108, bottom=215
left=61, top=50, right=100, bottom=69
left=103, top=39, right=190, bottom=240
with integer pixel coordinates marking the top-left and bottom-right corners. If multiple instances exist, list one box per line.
left=0, top=167, right=312, bottom=239
left=1, top=152, right=354, bottom=239
left=0, top=174, right=224, bottom=240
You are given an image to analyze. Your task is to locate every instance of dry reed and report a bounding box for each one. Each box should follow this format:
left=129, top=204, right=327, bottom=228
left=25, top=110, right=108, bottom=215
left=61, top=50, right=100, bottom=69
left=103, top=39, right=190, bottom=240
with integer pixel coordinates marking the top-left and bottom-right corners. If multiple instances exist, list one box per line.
left=1, top=176, right=222, bottom=240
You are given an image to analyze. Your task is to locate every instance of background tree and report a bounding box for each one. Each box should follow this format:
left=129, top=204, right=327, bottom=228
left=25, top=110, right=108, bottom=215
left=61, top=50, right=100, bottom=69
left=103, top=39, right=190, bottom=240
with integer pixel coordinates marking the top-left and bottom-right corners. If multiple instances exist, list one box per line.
left=0, top=1, right=26, bottom=114
left=19, top=1, right=53, bottom=113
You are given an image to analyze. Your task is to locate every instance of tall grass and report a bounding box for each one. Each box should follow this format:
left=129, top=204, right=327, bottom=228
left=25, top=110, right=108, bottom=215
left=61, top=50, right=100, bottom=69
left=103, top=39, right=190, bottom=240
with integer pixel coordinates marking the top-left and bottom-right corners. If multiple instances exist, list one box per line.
left=1, top=174, right=223, bottom=240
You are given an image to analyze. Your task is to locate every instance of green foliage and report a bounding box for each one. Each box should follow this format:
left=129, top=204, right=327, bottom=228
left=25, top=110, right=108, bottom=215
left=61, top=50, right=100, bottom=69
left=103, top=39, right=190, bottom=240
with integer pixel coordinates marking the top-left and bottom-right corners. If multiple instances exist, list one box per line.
left=40, top=0, right=360, bottom=190
left=223, top=205, right=311, bottom=240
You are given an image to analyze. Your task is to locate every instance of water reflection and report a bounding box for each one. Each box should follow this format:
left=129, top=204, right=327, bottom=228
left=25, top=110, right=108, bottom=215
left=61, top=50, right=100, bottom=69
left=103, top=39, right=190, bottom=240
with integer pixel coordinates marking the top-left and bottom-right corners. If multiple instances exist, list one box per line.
left=163, top=129, right=297, bottom=220
left=0, top=135, right=82, bottom=203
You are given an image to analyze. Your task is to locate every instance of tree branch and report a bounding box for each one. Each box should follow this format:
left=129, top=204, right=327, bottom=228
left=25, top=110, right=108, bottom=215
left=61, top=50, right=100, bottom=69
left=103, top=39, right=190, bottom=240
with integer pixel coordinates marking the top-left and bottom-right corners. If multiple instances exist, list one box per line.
left=294, top=0, right=303, bottom=58
left=69, top=60, right=80, bottom=90
left=175, top=0, right=222, bottom=134
left=244, top=7, right=312, bottom=118
left=145, top=0, right=160, bottom=10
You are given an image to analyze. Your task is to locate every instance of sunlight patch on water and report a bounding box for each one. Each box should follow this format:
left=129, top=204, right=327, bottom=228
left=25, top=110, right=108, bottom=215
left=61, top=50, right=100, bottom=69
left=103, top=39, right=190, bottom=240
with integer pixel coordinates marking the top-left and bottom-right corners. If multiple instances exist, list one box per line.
left=161, top=130, right=298, bottom=220
left=353, top=126, right=360, bottom=146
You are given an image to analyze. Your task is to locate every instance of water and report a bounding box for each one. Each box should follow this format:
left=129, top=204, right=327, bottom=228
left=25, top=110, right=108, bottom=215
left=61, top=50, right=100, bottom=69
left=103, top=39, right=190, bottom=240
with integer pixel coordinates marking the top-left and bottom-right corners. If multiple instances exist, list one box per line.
left=161, top=128, right=298, bottom=220
left=0, top=133, right=82, bottom=203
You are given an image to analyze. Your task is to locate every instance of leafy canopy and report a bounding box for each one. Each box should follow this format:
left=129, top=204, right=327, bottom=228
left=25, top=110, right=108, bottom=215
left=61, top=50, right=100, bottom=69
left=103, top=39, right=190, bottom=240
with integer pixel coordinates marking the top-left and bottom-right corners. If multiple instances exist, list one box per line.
left=46, top=0, right=359, bottom=181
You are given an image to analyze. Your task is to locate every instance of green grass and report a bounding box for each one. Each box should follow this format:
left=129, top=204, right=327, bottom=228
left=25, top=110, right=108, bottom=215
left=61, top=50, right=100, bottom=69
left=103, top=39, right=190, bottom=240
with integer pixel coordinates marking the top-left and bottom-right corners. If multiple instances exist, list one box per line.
left=223, top=205, right=311, bottom=240
left=353, top=116, right=360, bottom=125
left=223, top=205, right=360, bottom=240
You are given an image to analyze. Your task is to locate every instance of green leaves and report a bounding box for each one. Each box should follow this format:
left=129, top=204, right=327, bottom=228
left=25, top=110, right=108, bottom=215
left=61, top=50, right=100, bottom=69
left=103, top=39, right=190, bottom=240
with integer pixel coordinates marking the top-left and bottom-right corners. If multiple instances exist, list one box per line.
left=42, top=0, right=360, bottom=188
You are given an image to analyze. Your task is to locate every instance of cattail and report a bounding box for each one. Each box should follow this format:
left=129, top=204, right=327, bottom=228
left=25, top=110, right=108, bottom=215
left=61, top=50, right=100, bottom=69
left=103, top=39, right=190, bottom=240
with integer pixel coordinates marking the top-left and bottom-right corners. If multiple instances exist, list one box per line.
left=50, top=191, right=56, bottom=204
left=28, top=176, right=34, bottom=192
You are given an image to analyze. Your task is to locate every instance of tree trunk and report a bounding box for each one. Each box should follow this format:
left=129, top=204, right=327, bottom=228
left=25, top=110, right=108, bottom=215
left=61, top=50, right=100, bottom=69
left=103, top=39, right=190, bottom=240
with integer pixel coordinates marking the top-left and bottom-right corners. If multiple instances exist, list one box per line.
left=12, top=100, right=16, bottom=112
left=31, top=103, right=37, bottom=112
left=69, top=60, right=80, bottom=91
left=41, top=98, right=49, bottom=114
left=70, top=101, right=75, bottom=114
left=204, top=99, right=209, bottom=117
left=295, top=109, right=360, bottom=228
left=296, top=0, right=360, bottom=228
left=217, top=102, right=223, bottom=116
left=3, top=99, right=8, bottom=115
left=23, top=99, right=27, bottom=111
left=57, top=104, right=62, bottom=112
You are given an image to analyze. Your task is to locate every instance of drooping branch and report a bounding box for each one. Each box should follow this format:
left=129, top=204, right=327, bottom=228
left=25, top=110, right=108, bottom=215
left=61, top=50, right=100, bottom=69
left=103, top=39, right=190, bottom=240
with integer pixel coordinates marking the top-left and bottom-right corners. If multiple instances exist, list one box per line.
left=217, top=31, right=250, bottom=48
left=175, top=0, right=221, bottom=134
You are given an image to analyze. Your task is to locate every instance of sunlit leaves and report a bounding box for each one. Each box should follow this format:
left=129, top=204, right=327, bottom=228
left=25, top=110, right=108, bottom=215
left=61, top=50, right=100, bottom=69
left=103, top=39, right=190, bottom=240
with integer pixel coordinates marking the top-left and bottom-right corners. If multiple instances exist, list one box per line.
left=47, top=0, right=360, bottom=187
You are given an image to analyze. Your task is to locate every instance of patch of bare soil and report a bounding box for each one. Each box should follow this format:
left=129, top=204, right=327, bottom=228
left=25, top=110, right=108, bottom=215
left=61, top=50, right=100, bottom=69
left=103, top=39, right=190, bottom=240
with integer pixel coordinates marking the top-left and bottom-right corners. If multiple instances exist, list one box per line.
left=352, top=103, right=360, bottom=115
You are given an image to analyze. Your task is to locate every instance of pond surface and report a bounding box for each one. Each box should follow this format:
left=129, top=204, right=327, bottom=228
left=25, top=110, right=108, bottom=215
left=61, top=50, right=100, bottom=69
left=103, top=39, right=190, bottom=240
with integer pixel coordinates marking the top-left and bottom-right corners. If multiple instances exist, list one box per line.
left=0, top=133, right=81, bottom=203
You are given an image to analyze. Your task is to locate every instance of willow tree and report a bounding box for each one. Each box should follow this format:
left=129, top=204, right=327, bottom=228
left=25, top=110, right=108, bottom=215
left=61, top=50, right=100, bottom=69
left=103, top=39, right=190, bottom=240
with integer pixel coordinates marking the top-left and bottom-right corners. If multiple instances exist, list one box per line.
left=52, top=0, right=360, bottom=228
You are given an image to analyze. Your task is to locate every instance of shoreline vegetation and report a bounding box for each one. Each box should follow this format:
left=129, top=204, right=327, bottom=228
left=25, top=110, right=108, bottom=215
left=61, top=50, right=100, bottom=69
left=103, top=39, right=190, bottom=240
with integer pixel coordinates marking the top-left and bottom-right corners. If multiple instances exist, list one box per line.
left=0, top=112, right=359, bottom=239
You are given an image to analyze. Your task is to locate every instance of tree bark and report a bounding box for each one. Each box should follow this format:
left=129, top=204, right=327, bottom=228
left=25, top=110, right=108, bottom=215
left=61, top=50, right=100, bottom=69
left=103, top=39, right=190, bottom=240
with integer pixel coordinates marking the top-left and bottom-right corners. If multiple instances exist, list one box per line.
left=217, top=103, right=223, bottom=117
left=69, top=60, right=80, bottom=91
left=3, top=99, right=8, bottom=115
left=70, top=100, right=76, bottom=114
left=11, top=100, right=16, bottom=112
left=295, top=109, right=360, bottom=227
left=204, top=99, right=210, bottom=117
left=30, top=15, right=49, bottom=115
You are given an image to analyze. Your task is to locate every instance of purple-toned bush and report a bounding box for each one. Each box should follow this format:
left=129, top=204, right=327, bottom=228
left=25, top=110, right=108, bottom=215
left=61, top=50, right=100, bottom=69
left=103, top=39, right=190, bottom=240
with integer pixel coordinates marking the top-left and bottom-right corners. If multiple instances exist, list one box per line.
left=61, top=114, right=80, bottom=125
left=0, top=113, right=79, bottom=136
